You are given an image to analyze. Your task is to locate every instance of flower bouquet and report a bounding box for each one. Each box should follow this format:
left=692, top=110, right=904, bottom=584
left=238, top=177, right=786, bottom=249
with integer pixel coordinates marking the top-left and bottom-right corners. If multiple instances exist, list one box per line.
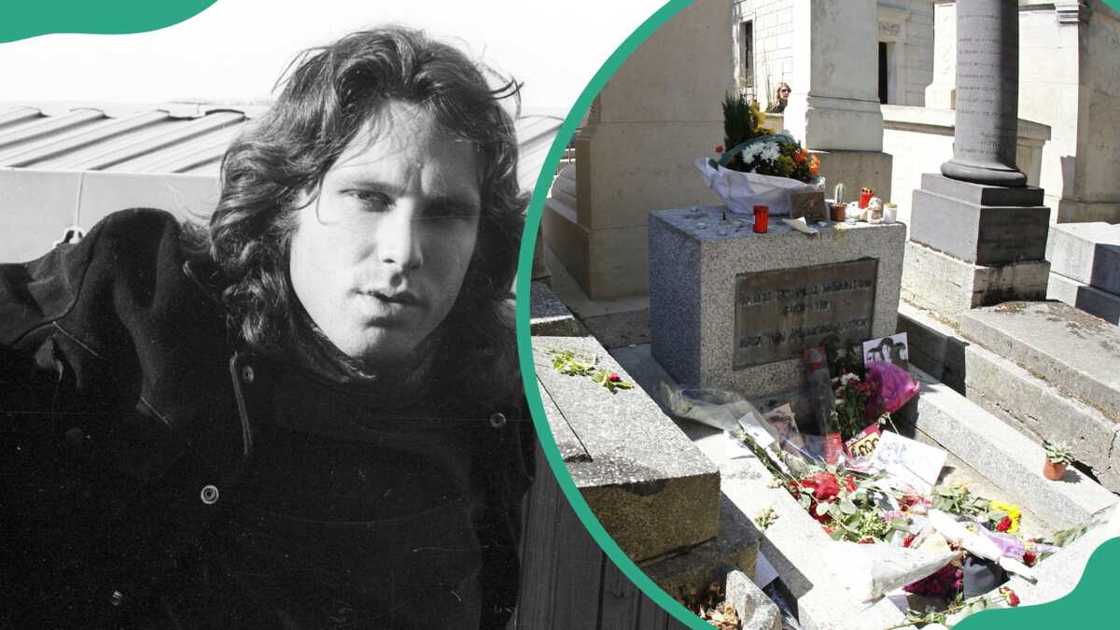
left=696, top=93, right=822, bottom=217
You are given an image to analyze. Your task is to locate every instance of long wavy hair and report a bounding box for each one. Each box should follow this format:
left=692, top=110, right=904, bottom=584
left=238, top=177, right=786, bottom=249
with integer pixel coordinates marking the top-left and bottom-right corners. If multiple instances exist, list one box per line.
left=204, top=27, right=526, bottom=406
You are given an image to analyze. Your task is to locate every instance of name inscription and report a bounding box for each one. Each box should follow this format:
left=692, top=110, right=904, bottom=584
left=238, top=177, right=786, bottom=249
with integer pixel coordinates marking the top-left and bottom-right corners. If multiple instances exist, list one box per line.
left=733, top=259, right=878, bottom=368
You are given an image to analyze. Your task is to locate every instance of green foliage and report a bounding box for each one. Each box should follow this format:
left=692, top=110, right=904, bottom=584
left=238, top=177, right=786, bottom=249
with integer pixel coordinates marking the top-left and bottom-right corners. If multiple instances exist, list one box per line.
left=721, top=92, right=764, bottom=151
left=1044, top=440, right=1074, bottom=465
left=932, top=482, right=989, bottom=518
left=549, top=350, right=633, bottom=394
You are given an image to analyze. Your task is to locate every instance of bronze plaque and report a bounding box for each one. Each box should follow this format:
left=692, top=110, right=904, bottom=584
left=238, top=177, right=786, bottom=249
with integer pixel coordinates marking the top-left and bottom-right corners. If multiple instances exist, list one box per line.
left=733, top=259, right=878, bottom=368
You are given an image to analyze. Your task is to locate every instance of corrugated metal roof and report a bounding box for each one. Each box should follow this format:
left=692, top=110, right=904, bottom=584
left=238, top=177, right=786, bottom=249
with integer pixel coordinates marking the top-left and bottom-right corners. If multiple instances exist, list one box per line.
left=0, top=102, right=562, bottom=261
left=0, top=103, right=562, bottom=187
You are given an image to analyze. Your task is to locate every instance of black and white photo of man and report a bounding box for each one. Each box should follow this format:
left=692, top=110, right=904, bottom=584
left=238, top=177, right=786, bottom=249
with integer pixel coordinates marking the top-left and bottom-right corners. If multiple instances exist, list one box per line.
left=862, top=332, right=910, bottom=370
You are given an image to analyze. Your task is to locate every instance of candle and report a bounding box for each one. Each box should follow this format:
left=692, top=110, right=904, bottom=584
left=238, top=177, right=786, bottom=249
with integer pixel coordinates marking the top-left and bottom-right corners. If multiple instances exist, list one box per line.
left=753, top=205, right=769, bottom=233
left=859, top=187, right=873, bottom=209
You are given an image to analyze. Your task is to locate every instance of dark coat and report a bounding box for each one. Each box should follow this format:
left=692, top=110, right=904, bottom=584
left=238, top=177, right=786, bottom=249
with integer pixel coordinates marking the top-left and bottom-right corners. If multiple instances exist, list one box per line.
left=0, top=209, right=532, bottom=628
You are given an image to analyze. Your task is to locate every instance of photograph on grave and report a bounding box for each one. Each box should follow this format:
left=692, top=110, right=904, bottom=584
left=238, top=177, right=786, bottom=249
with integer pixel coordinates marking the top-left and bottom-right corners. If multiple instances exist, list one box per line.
left=0, top=3, right=696, bottom=629
left=528, top=0, right=1120, bottom=628
left=863, top=332, right=910, bottom=370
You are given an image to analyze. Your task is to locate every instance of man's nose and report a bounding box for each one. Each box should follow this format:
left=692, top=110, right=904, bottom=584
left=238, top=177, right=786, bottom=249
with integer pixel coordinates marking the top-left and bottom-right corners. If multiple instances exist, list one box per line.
left=376, top=204, right=423, bottom=271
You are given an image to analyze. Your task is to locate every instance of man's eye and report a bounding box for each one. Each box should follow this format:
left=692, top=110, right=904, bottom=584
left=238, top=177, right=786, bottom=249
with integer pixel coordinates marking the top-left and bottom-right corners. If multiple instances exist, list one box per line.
left=347, top=190, right=391, bottom=210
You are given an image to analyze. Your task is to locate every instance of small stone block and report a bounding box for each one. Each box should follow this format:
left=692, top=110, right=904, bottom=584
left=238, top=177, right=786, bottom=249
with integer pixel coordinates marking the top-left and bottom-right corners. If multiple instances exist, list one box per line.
left=725, top=570, right=780, bottom=630
left=1092, top=244, right=1120, bottom=295
left=1044, top=222, right=1120, bottom=287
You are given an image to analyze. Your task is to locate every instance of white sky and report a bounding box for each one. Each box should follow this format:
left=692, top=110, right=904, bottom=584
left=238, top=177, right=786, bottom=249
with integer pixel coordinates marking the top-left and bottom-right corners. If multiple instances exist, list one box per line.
left=0, top=0, right=666, bottom=114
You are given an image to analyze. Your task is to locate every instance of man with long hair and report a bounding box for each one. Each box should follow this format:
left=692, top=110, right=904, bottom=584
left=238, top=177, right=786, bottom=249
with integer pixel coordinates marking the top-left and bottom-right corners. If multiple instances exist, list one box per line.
left=0, top=27, right=531, bottom=628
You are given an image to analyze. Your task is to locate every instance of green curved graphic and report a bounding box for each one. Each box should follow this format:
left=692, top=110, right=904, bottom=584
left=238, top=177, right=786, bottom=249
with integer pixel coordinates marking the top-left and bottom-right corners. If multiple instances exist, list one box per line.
left=514, top=2, right=1120, bottom=630
left=514, top=3, right=711, bottom=628
left=0, top=0, right=217, bottom=43
left=955, top=536, right=1118, bottom=630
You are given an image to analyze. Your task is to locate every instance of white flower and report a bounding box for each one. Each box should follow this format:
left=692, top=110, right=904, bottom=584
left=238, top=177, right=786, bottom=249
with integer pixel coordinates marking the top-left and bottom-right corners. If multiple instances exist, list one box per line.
left=840, top=373, right=861, bottom=386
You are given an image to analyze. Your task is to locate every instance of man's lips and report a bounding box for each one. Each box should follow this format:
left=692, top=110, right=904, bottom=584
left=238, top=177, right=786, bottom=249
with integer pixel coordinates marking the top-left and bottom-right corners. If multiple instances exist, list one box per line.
left=357, top=289, right=423, bottom=308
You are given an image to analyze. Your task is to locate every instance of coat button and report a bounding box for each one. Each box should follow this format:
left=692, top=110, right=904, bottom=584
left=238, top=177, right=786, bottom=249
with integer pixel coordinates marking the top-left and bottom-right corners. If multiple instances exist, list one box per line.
left=200, top=484, right=220, bottom=505
left=488, top=412, right=507, bottom=429
left=240, top=365, right=255, bottom=384
left=110, top=590, right=125, bottom=607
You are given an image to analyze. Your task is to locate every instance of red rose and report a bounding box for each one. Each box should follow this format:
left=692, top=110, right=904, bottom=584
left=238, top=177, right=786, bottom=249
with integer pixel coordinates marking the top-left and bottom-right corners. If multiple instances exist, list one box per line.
left=1023, top=550, right=1037, bottom=566
left=902, top=533, right=917, bottom=548
left=843, top=475, right=857, bottom=493
left=608, top=372, right=621, bottom=383
left=999, top=586, right=1020, bottom=607
left=996, top=515, right=1012, bottom=532
left=715, top=144, right=725, bottom=154
left=801, top=472, right=841, bottom=502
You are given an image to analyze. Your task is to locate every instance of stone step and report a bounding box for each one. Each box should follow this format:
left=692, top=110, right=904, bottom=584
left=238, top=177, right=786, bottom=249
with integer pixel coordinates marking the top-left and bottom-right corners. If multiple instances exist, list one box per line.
left=961, top=336, right=1120, bottom=490
left=907, top=368, right=1118, bottom=529
left=1045, top=222, right=1120, bottom=292
left=1047, top=272, right=1120, bottom=326
left=900, top=301, right=1120, bottom=492
left=960, top=301, right=1120, bottom=420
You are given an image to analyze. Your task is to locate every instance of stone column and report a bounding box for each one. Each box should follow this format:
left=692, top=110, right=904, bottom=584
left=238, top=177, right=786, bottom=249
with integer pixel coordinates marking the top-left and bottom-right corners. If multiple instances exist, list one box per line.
left=924, top=0, right=958, bottom=110
left=940, top=0, right=1027, bottom=187
left=783, top=0, right=892, bottom=203
left=901, top=0, right=1051, bottom=325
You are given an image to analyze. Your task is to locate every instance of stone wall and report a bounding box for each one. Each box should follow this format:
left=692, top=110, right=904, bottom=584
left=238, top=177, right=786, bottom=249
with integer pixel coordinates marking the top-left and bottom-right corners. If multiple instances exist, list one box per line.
left=542, top=0, right=734, bottom=299
left=733, top=0, right=933, bottom=108
left=733, top=0, right=794, bottom=107
left=878, top=0, right=935, bottom=106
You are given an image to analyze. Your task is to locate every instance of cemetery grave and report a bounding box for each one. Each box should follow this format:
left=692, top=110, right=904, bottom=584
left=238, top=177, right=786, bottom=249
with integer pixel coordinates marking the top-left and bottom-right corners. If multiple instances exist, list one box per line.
left=528, top=4, right=1119, bottom=625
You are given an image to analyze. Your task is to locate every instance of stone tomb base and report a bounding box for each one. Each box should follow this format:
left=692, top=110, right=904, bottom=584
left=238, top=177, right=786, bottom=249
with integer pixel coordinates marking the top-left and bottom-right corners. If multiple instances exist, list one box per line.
left=648, top=207, right=905, bottom=399
left=901, top=241, right=1050, bottom=325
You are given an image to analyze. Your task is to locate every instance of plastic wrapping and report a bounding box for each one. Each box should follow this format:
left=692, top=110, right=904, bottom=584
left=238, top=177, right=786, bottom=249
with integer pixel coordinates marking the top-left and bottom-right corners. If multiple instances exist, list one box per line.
left=695, top=157, right=821, bottom=217
left=865, top=361, right=920, bottom=414
left=661, top=383, right=762, bottom=433
left=831, top=541, right=957, bottom=602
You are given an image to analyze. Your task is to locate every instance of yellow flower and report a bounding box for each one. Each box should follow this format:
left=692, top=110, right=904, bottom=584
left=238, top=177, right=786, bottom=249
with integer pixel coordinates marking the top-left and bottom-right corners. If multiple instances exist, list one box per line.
left=989, top=499, right=1021, bottom=533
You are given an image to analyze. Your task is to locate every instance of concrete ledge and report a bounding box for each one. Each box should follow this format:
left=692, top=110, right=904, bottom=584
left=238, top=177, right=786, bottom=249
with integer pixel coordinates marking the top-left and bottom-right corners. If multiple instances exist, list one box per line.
left=530, top=281, right=587, bottom=337
left=1047, top=272, right=1120, bottom=325
left=906, top=368, right=1118, bottom=529
left=534, top=335, right=720, bottom=563
left=961, top=302, right=1120, bottom=419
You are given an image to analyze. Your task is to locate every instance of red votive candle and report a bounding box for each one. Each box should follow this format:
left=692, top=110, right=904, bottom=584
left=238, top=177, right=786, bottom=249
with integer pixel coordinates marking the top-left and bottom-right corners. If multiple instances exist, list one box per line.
left=753, top=204, right=769, bottom=233
left=859, top=187, right=873, bottom=209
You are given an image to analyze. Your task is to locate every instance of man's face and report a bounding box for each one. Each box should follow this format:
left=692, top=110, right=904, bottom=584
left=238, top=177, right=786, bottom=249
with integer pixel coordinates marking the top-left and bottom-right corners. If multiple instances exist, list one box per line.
left=289, top=100, right=481, bottom=368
